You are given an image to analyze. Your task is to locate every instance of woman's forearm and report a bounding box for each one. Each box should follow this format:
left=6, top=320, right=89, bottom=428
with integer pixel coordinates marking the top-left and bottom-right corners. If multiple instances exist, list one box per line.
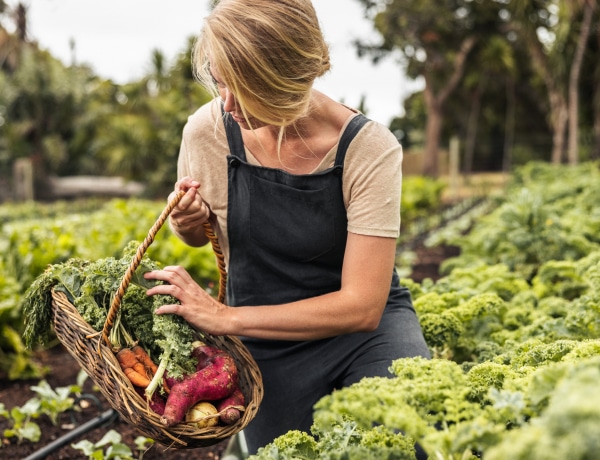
left=226, top=289, right=387, bottom=341
left=168, top=218, right=210, bottom=247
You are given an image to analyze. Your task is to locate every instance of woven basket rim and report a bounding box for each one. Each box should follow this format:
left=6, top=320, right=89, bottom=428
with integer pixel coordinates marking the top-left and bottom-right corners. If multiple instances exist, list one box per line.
left=51, top=288, right=263, bottom=449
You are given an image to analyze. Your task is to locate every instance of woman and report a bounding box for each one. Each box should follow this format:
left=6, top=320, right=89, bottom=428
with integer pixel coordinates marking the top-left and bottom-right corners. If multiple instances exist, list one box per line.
left=145, top=0, right=431, bottom=454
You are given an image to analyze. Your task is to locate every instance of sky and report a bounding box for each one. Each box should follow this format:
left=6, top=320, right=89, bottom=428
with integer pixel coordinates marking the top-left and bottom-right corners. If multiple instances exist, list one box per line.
left=8, top=0, right=424, bottom=125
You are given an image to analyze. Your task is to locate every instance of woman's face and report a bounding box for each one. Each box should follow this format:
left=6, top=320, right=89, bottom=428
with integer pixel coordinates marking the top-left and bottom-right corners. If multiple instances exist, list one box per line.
left=210, top=63, right=265, bottom=130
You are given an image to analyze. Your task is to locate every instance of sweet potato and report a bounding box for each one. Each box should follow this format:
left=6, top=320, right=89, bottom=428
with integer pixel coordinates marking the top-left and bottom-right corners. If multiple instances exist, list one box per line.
left=134, top=385, right=166, bottom=415
left=216, top=386, right=246, bottom=425
left=191, top=342, right=222, bottom=367
left=160, top=345, right=238, bottom=427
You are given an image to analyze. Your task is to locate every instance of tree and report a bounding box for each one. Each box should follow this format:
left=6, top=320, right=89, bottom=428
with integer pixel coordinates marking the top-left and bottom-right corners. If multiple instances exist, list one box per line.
left=461, top=35, right=516, bottom=174
left=593, top=23, right=600, bottom=160
left=88, top=38, right=212, bottom=197
left=1, top=23, right=212, bottom=200
left=146, top=48, right=169, bottom=94
left=0, top=1, right=26, bottom=72
left=509, top=0, right=598, bottom=165
left=355, top=0, right=505, bottom=176
left=1, top=45, right=101, bottom=197
left=566, top=0, right=597, bottom=164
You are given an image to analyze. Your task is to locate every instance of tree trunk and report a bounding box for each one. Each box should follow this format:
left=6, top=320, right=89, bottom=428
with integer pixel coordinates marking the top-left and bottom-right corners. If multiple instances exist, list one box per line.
left=502, top=76, right=516, bottom=172
left=423, top=87, right=443, bottom=177
left=550, top=98, right=568, bottom=164
left=421, top=35, right=477, bottom=177
left=594, top=99, right=600, bottom=160
left=464, top=75, right=487, bottom=175
left=524, top=23, right=568, bottom=163
left=594, top=23, right=600, bottom=160
left=567, top=0, right=597, bottom=165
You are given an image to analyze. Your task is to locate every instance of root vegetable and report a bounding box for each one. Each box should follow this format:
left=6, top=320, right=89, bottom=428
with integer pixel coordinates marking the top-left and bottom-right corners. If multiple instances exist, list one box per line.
left=185, top=402, right=219, bottom=428
left=134, top=385, right=166, bottom=415
left=132, top=345, right=158, bottom=375
left=216, top=386, right=246, bottom=425
left=191, top=341, right=222, bottom=367
left=160, top=345, right=238, bottom=427
left=117, top=345, right=157, bottom=388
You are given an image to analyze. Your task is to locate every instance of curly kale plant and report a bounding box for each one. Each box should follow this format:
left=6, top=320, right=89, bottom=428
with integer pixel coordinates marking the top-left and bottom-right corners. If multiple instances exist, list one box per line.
left=21, top=241, right=198, bottom=381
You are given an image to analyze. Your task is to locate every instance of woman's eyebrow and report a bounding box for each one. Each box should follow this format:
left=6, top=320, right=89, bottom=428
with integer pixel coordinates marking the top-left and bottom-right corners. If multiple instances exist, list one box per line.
left=208, top=67, right=222, bottom=85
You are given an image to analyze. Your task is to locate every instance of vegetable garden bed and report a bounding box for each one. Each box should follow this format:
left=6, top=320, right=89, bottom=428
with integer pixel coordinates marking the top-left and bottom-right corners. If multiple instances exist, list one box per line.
left=0, top=344, right=229, bottom=459
left=0, top=240, right=452, bottom=460
left=5, top=163, right=599, bottom=459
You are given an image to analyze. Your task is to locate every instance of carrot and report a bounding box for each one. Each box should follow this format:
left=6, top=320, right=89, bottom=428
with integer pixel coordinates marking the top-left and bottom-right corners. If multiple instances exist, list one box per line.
left=117, top=345, right=157, bottom=389
left=133, top=345, right=158, bottom=375
left=122, top=366, right=151, bottom=388
left=160, top=345, right=239, bottom=427
left=216, top=386, right=245, bottom=425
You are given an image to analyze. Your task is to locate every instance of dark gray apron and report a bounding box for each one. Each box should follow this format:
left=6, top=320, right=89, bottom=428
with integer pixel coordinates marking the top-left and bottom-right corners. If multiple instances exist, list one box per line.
left=223, top=113, right=430, bottom=453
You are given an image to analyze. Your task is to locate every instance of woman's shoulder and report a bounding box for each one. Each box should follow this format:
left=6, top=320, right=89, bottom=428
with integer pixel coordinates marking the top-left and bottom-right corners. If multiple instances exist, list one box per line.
left=354, top=116, right=400, bottom=150
left=183, top=99, right=225, bottom=139
left=340, top=115, right=402, bottom=168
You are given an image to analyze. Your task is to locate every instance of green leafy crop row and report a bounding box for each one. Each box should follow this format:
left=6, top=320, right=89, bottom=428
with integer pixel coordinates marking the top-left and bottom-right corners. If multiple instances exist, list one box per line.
left=250, top=162, right=600, bottom=460
left=0, top=198, right=219, bottom=380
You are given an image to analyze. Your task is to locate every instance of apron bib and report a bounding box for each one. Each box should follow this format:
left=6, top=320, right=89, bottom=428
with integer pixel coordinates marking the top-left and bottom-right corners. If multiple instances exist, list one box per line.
left=225, top=114, right=366, bottom=306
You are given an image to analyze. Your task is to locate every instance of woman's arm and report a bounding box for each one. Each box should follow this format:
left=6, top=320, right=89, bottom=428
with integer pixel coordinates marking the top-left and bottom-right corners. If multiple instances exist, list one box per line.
left=144, top=232, right=397, bottom=340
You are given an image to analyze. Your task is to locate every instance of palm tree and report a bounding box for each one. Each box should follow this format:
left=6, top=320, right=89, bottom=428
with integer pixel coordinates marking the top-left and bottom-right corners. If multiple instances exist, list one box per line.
left=13, top=1, right=26, bottom=41
left=147, top=48, right=169, bottom=94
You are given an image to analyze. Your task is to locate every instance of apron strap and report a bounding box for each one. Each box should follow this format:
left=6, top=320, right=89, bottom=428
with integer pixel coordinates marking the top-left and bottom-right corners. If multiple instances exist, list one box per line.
left=223, top=111, right=247, bottom=159
left=334, top=114, right=369, bottom=167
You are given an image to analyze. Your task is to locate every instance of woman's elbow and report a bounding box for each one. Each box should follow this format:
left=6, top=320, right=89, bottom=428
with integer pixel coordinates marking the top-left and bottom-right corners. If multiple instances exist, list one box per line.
left=354, top=302, right=385, bottom=333
left=361, top=316, right=382, bottom=332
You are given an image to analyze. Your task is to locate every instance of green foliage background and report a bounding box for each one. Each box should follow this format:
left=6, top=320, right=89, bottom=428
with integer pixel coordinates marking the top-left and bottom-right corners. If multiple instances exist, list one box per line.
left=3, top=162, right=600, bottom=458
left=248, top=161, right=600, bottom=460
left=0, top=198, right=219, bottom=379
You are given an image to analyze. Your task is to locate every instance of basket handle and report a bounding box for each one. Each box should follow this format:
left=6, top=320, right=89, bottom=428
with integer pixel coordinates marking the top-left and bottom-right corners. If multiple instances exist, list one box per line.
left=100, top=190, right=228, bottom=348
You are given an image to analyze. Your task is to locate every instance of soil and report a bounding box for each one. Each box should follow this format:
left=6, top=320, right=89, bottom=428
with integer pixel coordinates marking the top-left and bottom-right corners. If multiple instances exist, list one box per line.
left=0, top=242, right=456, bottom=460
left=0, top=346, right=229, bottom=460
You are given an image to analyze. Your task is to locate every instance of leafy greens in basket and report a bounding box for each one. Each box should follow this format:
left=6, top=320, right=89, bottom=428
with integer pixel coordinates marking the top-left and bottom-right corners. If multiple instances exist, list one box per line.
left=22, top=241, right=198, bottom=380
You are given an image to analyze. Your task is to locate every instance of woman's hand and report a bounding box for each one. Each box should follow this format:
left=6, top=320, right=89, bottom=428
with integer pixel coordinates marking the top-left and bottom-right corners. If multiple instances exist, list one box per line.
left=145, top=266, right=232, bottom=336
left=169, top=176, right=211, bottom=246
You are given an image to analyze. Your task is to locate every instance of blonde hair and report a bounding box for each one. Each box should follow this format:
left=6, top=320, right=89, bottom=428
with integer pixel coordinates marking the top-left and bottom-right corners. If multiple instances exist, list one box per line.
left=193, top=0, right=330, bottom=128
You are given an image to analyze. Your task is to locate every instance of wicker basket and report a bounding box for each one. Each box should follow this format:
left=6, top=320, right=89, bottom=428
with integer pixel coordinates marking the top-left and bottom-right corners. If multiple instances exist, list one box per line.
left=50, top=190, right=263, bottom=448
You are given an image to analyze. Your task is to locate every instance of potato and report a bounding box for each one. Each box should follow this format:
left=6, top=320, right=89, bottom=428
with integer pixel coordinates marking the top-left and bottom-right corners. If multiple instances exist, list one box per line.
left=185, top=401, right=219, bottom=428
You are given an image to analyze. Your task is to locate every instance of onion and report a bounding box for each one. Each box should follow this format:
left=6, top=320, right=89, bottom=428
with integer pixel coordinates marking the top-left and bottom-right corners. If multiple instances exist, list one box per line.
left=185, top=401, right=219, bottom=428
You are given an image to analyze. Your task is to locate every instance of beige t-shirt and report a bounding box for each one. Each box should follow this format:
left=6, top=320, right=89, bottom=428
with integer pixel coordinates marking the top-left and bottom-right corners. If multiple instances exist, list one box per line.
left=177, top=99, right=403, bottom=267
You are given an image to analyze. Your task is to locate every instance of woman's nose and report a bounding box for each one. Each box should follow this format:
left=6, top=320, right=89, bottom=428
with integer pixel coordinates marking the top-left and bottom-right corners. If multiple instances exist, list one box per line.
left=222, top=89, right=236, bottom=113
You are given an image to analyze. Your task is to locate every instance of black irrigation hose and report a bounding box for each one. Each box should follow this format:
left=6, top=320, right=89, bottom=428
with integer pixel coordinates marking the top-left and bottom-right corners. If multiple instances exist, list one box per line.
left=68, top=394, right=105, bottom=426
left=22, top=408, right=119, bottom=460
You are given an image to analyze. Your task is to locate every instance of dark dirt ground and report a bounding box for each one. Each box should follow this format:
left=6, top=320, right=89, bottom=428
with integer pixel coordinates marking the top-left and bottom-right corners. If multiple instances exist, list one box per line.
left=0, top=242, right=457, bottom=460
